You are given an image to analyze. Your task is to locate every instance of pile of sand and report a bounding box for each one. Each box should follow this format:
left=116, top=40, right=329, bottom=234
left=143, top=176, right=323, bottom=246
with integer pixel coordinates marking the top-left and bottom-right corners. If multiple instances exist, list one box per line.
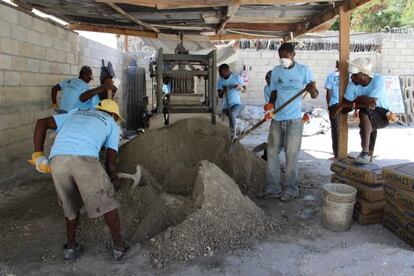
left=78, top=118, right=283, bottom=264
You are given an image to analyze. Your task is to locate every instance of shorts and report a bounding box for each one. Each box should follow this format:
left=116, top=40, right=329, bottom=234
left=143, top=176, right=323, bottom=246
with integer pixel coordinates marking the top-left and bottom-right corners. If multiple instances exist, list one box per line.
left=50, top=155, right=118, bottom=220
left=359, top=107, right=389, bottom=130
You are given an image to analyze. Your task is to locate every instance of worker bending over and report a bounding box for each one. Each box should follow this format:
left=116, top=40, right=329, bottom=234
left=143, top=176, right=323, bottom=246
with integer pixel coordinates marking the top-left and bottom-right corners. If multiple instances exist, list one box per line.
left=332, top=58, right=390, bottom=164
left=217, top=63, right=244, bottom=139
left=29, top=99, right=127, bottom=261
left=325, top=61, right=340, bottom=159
left=260, top=43, right=318, bottom=201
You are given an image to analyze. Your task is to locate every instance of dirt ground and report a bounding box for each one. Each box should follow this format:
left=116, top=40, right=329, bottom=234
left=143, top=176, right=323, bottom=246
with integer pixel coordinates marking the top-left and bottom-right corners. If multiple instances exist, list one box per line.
left=1, top=114, right=414, bottom=275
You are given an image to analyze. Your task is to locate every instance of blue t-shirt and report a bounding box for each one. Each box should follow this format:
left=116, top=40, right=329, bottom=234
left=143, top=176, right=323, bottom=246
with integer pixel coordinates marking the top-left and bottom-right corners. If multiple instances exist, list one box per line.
left=264, top=85, right=271, bottom=103
left=162, top=83, right=171, bottom=94
left=58, top=78, right=99, bottom=112
left=50, top=109, right=120, bottom=159
left=217, top=74, right=244, bottom=109
left=344, top=73, right=388, bottom=109
left=270, top=63, right=315, bottom=121
left=325, top=71, right=340, bottom=107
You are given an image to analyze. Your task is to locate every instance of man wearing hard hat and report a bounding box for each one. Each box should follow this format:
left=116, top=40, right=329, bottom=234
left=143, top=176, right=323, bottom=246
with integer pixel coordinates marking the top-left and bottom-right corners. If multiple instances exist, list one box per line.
left=28, top=99, right=127, bottom=261
left=332, top=57, right=390, bottom=164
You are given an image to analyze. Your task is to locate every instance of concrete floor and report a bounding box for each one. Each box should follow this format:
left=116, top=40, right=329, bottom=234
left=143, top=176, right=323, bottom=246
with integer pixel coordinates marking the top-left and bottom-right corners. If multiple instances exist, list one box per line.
left=1, top=120, right=414, bottom=275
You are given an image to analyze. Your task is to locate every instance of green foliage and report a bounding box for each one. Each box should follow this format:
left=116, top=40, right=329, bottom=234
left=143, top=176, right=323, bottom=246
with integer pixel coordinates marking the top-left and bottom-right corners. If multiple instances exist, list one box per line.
left=329, top=0, right=413, bottom=31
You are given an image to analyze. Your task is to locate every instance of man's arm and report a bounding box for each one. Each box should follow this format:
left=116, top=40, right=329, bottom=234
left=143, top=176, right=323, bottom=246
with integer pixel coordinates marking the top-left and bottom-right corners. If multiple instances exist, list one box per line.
left=79, top=85, right=107, bottom=102
left=269, top=90, right=277, bottom=104
left=331, top=97, right=377, bottom=118
left=218, top=86, right=227, bottom=99
left=34, top=117, right=57, bottom=152
left=106, top=148, right=118, bottom=181
left=51, top=84, right=61, bottom=105
left=326, top=89, right=332, bottom=107
left=305, top=81, right=318, bottom=98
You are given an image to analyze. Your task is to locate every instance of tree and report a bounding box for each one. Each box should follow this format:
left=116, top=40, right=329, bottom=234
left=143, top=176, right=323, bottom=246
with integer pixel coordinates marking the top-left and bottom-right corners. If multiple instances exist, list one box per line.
left=401, top=0, right=414, bottom=27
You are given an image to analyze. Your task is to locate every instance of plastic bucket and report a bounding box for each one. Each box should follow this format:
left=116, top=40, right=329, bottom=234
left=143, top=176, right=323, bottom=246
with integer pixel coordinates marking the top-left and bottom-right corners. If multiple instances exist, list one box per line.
left=322, top=183, right=357, bottom=232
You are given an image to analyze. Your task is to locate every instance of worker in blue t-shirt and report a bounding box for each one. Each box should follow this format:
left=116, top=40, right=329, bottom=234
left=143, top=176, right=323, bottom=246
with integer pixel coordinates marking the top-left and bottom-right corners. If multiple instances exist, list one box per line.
left=51, top=66, right=99, bottom=113
left=325, top=60, right=340, bottom=159
left=259, top=43, right=319, bottom=201
left=217, top=64, right=244, bottom=139
left=332, top=58, right=390, bottom=164
left=29, top=99, right=128, bottom=262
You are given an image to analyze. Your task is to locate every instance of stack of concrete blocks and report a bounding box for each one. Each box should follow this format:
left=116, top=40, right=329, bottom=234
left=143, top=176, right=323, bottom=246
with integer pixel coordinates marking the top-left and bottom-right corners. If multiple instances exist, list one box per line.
left=0, top=4, right=125, bottom=182
left=330, top=160, right=385, bottom=225
left=382, top=163, right=414, bottom=247
left=400, top=76, right=414, bottom=123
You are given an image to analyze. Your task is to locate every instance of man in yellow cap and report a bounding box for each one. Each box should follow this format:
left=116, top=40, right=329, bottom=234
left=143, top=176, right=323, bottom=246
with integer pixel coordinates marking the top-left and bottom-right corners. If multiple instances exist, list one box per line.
left=29, top=99, right=127, bottom=261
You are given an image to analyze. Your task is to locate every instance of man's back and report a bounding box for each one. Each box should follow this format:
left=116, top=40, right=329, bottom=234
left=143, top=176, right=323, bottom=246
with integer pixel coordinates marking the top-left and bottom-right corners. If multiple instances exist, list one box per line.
left=50, top=109, right=120, bottom=159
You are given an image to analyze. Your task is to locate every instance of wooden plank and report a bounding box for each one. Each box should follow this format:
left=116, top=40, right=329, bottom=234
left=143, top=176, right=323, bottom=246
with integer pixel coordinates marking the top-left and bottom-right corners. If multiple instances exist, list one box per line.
left=208, top=33, right=276, bottom=40
left=67, top=23, right=158, bottom=38
left=217, top=3, right=240, bottom=34
left=105, top=2, right=160, bottom=33
left=225, top=22, right=299, bottom=32
left=337, top=5, right=350, bottom=160
left=96, top=0, right=339, bottom=10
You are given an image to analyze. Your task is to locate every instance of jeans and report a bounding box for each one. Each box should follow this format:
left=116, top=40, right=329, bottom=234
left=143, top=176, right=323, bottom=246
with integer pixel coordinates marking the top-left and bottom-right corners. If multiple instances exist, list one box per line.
left=328, top=104, right=339, bottom=158
left=223, top=104, right=242, bottom=137
left=265, top=118, right=304, bottom=196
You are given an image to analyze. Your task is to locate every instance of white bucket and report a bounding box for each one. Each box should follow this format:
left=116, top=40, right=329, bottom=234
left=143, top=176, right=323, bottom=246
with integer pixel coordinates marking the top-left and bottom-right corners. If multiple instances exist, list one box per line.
left=322, top=183, right=357, bottom=232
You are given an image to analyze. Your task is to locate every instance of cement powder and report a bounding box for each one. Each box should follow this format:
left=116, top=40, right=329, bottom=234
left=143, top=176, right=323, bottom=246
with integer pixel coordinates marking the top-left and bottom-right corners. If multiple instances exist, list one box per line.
left=78, top=118, right=281, bottom=263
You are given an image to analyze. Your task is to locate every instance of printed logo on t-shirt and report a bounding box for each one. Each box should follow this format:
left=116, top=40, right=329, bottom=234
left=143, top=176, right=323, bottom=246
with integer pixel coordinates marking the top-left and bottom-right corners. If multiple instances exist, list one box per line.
left=277, top=77, right=283, bottom=84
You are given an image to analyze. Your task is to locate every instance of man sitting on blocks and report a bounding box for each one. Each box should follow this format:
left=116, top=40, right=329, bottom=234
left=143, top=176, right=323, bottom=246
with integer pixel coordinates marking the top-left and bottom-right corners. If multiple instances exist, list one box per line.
left=332, top=57, right=392, bottom=164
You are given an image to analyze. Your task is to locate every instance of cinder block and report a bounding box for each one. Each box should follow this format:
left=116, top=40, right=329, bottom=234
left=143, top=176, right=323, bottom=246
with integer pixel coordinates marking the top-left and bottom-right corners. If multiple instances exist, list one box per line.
left=40, top=33, right=52, bottom=48
left=65, top=52, right=75, bottom=64
left=2, top=38, right=19, bottom=55
left=46, top=49, right=57, bottom=61
left=4, top=71, right=21, bottom=86
left=33, top=45, right=47, bottom=60
left=27, top=58, right=40, bottom=72
left=0, top=70, right=3, bottom=86
left=40, top=61, right=52, bottom=73
left=0, top=20, right=11, bottom=37
left=61, top=63, right=71, bottom=75
left=20, top=72, right=35, bottom=86
left=18, top=11, right=33, bottom=28
left=0, top=54, right=12, bottom=70
left=56, top=27, right=66, bottom=40
left=32, top=18, right=45, bottom=33
left=27, top=30, right=42, bottom=46
left=11, top=25, right=28, bottom=42
left=0, top=5, right=18, bottom=24
left=0, top=124, right=34, bottom=145
left=11, top=56, right=29, bottom=71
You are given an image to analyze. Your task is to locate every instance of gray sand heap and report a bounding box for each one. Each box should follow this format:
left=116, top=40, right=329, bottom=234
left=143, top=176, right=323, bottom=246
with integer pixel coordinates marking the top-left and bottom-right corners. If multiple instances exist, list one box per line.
left=78, top=118, right=284, bottom=264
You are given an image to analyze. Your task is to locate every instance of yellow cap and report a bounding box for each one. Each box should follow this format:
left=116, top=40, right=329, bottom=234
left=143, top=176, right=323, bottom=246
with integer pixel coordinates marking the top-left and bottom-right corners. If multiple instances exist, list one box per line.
left=96, top=99, right=124, bottom=122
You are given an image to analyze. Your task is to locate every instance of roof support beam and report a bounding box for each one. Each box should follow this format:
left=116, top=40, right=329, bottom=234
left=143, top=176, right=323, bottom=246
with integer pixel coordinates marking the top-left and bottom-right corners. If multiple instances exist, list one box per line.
left=337, top=4, right=350, bottom=160
left=96, top=0, right=339, bottom=10
left=67, top=23, right=158, bottom=38
left=216, top=3, right=240, bottom=34
left=103, top=2, right=160, bottom=33
left=226, top=22, right=300, bottom=32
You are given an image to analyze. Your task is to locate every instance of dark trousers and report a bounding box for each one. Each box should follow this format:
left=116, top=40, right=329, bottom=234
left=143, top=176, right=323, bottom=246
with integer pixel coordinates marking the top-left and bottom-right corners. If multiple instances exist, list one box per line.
left=328, top=104, right=340, bottom=158
left=359, top=107, right=388, bottom=154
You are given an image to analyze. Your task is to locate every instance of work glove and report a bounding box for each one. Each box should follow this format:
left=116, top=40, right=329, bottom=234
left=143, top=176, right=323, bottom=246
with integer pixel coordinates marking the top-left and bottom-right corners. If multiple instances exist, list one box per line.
left=28, top=152, right=51, bottom=174
left=263, top=103, right=274, bottom=120
left=51, top=103, right=58, bottom=109
left=302, top=113, right=311, bottom=123
left=386, top=111, right=397, bottom=123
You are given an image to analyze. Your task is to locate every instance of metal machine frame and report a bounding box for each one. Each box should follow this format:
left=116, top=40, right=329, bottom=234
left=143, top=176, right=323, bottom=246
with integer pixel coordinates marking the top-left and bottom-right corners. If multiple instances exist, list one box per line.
left=152, top=46, right=217, bottom=125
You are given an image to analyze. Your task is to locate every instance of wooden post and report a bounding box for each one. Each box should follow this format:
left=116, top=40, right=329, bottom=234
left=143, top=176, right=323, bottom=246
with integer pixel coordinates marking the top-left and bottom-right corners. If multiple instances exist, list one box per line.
left=337, top=5, right=350, bottom=159
left=124, top=35, right=128, bottom=52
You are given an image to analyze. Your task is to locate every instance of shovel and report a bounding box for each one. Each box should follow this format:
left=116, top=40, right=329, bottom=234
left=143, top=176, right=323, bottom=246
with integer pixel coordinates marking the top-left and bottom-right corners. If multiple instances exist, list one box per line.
left=232, top=87, right=308, bottom=146
left=118, top=165, right=142, bottom=189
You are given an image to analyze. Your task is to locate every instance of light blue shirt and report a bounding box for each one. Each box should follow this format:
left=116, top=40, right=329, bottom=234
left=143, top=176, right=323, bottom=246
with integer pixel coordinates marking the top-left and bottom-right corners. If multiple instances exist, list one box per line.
left=50, top=109, right=120, bottom=159
left=344, top=73, right=388, bottom=109
left=58, top=78, right=99, bottom=112
left=325, top=71, right=340, bottom=106
left=162, top=83, right=171, bottom=94
left=264, top=85, right=271, bottom=103
left=217, top=74, right=244, bottom=109
left=270, top=63, right=315, bottom=121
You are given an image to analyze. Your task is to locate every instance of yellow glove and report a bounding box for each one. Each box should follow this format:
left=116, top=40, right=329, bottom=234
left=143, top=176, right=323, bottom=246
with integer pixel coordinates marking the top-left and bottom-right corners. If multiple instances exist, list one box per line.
left=51, top=103, right=58, bottom=109
left=28, top=151, right=51, bottom=173
left=386, top=111, right=398, bottom=123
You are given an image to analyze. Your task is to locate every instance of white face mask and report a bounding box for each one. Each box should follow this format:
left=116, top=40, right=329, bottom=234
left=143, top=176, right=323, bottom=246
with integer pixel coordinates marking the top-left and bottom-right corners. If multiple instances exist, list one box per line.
left=280, top=58, right=292, bottom=68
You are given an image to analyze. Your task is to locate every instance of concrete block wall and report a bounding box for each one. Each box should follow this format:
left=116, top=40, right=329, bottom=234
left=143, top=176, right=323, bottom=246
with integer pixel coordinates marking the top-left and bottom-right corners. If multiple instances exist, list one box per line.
left=0, top=4, right=124, bottom=183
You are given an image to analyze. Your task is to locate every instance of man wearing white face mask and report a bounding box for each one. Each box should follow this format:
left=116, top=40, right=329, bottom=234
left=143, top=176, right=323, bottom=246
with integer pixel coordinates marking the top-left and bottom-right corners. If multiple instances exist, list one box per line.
left=259, top=43, right=318, bottom=201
